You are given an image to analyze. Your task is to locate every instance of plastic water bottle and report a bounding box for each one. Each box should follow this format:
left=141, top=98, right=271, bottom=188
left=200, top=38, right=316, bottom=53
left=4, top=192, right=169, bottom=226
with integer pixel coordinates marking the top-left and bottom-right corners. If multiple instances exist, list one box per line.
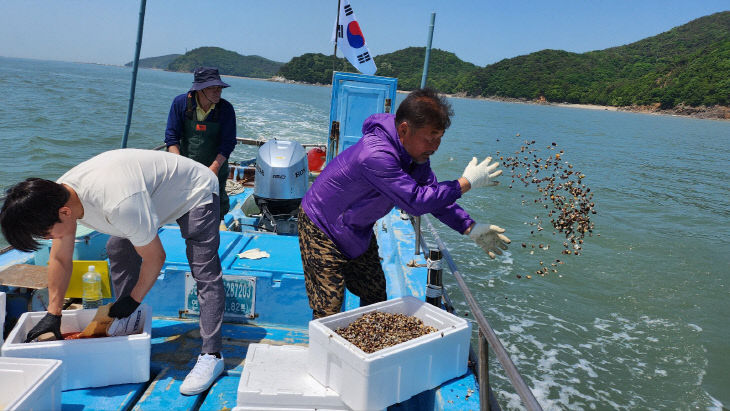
left=82, top=265, right=102, bottom=309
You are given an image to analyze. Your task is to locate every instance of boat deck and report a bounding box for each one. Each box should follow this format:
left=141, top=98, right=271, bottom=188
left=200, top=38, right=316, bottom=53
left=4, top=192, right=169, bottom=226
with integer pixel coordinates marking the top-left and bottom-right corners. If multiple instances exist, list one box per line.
left=59, top=318, right=479, bottom=410
left=1, top=190, right=481, bottom=410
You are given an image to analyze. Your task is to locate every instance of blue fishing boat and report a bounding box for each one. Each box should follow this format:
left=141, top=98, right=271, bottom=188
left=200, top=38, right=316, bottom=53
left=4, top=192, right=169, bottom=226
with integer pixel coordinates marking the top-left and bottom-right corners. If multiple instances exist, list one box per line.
left=0, top=72, right=540, bottom=411
left=0, top=4, right=541, bottom=411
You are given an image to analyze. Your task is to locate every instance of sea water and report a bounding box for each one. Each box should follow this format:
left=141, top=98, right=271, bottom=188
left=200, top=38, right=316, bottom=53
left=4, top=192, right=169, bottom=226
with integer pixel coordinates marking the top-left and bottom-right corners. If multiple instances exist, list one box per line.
left=0, top=57, right=728, bottom=410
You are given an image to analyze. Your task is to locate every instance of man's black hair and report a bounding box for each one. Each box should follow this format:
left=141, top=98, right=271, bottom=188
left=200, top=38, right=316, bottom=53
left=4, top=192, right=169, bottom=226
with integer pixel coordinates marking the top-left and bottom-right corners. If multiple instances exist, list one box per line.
left=0, top=178, right=69, bottom=252
left=395, top=88, right=454, bottom=131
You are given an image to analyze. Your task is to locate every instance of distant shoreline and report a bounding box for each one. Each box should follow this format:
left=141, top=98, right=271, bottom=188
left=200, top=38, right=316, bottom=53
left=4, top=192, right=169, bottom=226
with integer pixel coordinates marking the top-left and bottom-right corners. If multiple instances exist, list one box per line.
left=445, top=94, right=730, bottom=121
left=125, top=67, right=730, bottom=121
left=266, top=76, right=730, bottom=121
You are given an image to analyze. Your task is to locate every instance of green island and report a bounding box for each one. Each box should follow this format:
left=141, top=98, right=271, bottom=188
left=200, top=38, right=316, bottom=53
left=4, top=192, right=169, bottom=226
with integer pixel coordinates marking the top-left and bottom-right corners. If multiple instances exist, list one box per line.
left=128, top=11, right=729, bottom=118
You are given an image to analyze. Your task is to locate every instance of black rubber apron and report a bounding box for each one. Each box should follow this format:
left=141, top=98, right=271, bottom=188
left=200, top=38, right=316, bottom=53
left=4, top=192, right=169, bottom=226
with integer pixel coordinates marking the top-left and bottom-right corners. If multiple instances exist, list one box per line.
left=181, top=113, right=230, bottom=217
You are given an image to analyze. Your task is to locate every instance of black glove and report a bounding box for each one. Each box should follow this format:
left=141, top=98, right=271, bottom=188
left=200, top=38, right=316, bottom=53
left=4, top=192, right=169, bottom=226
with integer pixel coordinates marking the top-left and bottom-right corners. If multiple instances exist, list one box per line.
left=25, top=312, right=62, bottom=343
left=108, top=295, right=141, bottom=319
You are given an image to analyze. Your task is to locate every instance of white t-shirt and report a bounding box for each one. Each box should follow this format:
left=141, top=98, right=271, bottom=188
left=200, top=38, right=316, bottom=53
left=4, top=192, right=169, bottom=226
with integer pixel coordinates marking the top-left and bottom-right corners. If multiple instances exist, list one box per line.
left=57, top=149, right=218, bottom=246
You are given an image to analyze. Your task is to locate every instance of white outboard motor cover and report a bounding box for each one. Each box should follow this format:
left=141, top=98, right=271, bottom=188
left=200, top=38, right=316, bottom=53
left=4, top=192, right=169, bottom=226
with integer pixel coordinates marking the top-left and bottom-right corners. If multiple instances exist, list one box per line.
left=254, top=140, right=308, bottom=201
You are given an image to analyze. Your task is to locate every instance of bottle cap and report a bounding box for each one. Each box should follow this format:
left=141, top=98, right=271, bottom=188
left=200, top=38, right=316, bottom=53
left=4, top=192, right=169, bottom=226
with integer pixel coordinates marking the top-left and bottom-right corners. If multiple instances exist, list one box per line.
left=88, top=265, right=95, bottom=272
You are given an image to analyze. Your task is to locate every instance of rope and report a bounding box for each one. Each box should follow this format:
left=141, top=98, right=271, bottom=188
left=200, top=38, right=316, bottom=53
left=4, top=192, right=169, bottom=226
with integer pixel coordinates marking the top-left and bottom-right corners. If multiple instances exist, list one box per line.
left=426, top=258, right=442, bottom=271
left=425, top=284, right=442, bottom=298
left=225, top=179, right=246, bottom=195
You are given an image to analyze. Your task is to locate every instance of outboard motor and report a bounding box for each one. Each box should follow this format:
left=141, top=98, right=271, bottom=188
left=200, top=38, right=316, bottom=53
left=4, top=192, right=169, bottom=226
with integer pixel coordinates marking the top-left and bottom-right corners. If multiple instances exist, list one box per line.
left=254, top=140, right=308, bottom=234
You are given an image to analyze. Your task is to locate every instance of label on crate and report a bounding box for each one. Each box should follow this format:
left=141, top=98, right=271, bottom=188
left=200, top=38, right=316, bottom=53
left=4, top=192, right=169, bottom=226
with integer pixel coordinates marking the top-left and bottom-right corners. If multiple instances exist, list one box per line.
left=184, top=273, right=256, bottom=318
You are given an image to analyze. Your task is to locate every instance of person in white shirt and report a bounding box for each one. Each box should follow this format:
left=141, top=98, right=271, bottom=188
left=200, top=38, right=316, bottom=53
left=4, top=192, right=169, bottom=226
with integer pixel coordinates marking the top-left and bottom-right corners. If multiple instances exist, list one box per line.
left=0, top=149, right=225, bottom=396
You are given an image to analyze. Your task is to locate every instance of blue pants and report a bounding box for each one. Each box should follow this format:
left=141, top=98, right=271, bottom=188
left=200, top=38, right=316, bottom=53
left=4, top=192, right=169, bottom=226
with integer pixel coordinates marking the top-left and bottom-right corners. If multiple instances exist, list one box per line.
left=107, top=197, right=224, bottom=353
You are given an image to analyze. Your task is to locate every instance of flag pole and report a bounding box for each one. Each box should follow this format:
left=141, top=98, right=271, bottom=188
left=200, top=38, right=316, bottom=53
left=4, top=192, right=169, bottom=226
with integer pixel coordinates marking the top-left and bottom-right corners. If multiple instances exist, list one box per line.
left=332, top=0, right=341, bottom=76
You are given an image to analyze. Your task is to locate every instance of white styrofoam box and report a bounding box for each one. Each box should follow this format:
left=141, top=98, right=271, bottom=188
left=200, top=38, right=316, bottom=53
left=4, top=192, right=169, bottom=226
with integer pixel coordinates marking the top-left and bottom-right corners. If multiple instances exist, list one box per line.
left=308, top=296, right=471, bottom=411
left=1, top=305, right=151, bottom=390
left=0, top=357, right=62, bottom=411
left=236, top=343, right=349, bottom=411
left=0, top=291, right=5, bottom=346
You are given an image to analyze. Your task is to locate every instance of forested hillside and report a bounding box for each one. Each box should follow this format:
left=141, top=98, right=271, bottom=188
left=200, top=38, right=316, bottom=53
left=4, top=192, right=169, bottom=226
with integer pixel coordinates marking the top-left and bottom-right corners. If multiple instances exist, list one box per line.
left=125, top=54, right=181, bottom=69
left=276, top=53, right=356, bottom=85
left=168, top=47, right=283, bottom=79
left=277, top=11, right=729, bottom=109
left=372, top=47, right=477, bottom=93
left=277, top=48, right=476, bottom=93
left=128, top=47, right=283, bottom=79
left=136, top=11, right=729, bottom=111
left=465, top=11, right=730, bottom=107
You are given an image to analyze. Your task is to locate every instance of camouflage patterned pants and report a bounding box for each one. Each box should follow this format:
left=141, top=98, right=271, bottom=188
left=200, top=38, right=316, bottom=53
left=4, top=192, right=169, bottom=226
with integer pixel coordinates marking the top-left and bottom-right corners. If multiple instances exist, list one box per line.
left=297, top=207, right=387, bottom=319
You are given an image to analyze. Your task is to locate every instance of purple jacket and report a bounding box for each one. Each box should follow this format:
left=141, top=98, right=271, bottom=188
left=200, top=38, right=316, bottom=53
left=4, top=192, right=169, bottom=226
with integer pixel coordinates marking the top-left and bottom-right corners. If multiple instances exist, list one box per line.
left=302, top=113, right=475, bottom=259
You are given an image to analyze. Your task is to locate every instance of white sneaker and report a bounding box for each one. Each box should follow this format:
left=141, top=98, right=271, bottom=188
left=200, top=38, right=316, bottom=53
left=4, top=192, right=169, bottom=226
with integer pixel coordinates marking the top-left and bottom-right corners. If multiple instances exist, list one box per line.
left=106, top=304, right=148, bottom=337
left=179, top=354, right=224, bottom=395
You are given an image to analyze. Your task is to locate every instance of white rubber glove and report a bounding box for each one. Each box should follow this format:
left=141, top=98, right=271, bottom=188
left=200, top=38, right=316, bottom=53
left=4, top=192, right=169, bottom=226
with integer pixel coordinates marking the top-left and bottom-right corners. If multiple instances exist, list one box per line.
left=468, top=224, right=510, bottom=258
left=461, top=156, right=502, bottom=188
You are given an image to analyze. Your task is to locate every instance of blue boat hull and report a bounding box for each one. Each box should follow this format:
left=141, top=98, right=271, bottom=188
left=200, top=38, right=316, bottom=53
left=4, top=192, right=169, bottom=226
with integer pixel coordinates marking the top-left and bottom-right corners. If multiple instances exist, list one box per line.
left=0, top=190, right=480, bottom=410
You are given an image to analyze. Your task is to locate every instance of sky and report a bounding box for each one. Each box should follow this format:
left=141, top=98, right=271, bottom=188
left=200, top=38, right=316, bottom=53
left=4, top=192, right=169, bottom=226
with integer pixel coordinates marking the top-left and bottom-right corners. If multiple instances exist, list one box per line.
left=0, top=1, right=728, bottom=67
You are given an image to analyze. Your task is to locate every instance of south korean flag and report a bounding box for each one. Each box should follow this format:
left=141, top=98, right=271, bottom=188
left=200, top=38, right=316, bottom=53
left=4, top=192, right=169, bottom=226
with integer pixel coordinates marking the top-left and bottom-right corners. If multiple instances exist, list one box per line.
left=332, top=0, right=377, bottom=75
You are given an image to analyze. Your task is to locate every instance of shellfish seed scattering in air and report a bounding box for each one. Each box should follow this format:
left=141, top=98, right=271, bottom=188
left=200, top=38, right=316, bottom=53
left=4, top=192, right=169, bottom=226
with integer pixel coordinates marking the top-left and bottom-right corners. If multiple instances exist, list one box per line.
left=498, top=139, right=597, bottom=278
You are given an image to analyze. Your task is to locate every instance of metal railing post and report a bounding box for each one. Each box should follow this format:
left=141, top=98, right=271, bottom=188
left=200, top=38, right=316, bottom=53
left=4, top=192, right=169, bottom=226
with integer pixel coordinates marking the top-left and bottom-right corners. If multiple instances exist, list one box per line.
left=479, top=330, right=491, bottom=411
left=425, top=249, right=443, bottom=306
left=414, top=217, right=422, bottom=255
left=415, top=12, right=437, bottom=256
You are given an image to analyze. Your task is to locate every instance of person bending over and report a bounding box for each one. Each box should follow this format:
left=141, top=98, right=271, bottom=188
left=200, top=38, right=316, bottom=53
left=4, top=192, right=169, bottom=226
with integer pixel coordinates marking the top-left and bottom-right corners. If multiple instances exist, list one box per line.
left=0, top=149, right=226, bottom=396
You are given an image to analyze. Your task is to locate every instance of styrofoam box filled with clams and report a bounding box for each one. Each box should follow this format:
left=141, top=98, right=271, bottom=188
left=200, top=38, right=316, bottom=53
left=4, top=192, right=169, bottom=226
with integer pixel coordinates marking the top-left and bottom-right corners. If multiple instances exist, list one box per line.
left=0, top=357, right=62, bottom=411
left=307, top=296, right=471, bottom=411
left=1, top=305, right=151, bottom=390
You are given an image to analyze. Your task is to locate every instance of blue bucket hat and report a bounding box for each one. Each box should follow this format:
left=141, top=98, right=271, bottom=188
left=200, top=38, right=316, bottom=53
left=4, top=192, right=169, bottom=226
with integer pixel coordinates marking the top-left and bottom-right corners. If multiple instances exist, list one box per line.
left=190, top=67, right=230, bottom=91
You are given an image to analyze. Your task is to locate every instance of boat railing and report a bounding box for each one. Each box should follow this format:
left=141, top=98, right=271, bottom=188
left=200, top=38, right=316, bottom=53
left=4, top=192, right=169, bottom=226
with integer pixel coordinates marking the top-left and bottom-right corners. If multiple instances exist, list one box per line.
left=414, top=214, right=543, bottom=411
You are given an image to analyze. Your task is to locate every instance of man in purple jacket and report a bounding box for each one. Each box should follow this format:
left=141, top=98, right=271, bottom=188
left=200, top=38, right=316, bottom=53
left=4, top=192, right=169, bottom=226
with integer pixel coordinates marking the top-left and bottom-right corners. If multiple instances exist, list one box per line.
left=298, top=88, right=510, bottom=318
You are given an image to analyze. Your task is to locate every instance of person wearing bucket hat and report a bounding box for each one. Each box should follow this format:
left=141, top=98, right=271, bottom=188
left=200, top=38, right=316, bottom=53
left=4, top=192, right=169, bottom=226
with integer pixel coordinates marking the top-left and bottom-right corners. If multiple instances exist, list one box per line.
left=165, top=66, right=236, bottom=218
